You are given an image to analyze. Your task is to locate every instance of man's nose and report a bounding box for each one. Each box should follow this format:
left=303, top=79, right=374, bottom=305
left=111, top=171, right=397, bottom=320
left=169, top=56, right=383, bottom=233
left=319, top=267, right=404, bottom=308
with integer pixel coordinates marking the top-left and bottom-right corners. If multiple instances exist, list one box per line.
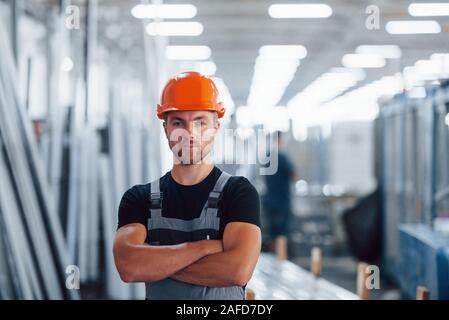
left=185, top=121, right=200, bottom=136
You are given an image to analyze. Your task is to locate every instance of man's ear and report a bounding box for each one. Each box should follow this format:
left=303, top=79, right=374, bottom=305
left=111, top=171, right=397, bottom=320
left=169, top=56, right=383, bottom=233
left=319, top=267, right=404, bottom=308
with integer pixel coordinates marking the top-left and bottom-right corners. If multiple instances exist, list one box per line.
left=163, top=121, right=168, bottom=138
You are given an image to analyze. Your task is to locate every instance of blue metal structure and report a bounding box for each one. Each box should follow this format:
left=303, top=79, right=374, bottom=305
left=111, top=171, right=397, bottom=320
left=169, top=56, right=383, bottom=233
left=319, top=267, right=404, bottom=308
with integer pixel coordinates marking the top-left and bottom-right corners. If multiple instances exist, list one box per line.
left=399, top=224, right=449, bottom=299
left=378, top=81, right=449, bottom=299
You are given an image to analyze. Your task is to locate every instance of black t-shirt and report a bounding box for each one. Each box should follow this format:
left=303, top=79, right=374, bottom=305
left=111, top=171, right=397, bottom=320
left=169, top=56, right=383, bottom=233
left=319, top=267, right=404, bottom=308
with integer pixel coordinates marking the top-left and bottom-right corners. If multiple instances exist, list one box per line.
left=117, top=166, right=260, bottom=239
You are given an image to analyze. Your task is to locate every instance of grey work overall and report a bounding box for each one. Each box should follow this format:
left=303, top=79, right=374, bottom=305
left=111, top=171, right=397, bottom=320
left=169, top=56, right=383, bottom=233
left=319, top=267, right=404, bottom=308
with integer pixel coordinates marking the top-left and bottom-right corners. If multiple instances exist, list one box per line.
left=145, top=171, right=245, bottom=300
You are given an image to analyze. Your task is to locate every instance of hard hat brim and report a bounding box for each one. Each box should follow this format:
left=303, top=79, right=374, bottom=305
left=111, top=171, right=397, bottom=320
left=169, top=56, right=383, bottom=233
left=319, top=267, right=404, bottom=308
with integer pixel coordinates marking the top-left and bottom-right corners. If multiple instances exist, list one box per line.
left=157, top=102, right=225, bottom=119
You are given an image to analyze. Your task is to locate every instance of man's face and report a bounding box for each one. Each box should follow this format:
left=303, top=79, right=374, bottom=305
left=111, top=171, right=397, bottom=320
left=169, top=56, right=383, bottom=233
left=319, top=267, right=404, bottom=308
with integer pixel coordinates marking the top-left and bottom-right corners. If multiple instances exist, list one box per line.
left=163, top=110, right=220, bottom=165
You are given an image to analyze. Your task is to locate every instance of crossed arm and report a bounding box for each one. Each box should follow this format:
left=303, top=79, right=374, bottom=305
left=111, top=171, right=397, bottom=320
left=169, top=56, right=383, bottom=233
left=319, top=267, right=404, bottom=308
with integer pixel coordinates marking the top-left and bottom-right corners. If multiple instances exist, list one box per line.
left=113, top=222, right=261, bottom=287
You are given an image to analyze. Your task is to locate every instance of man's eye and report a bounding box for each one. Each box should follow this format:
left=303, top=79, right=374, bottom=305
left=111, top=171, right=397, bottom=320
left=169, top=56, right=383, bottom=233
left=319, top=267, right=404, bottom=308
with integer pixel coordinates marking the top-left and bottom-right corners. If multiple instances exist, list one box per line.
left=173, top=121, right=181, bottom=126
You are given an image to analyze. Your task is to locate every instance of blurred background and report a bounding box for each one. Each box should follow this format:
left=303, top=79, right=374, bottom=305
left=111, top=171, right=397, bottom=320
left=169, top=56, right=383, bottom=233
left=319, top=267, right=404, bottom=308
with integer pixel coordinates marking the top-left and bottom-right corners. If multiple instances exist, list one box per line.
left=0, top=0, right=448, bottom=300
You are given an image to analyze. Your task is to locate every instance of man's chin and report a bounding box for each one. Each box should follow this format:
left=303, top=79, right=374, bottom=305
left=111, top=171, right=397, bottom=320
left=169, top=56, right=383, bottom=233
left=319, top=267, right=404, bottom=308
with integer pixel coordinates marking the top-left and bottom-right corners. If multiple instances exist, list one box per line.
left=175, top=156, right=213, bottom=166
left=174, top=156, right=202, bottom=165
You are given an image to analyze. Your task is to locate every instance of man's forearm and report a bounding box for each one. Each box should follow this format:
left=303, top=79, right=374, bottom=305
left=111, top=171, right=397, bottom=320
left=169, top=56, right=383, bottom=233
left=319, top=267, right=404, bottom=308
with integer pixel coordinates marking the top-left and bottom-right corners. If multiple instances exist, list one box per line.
left=170, top=250, right=249, bottom=287
left=115, top=240, right=222, bottom=282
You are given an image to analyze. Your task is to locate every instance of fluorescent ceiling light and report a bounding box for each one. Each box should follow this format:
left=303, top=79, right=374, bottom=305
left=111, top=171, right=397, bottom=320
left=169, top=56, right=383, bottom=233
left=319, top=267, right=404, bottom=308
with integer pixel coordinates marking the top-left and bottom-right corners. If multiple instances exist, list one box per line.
left=414, top=59, right=449, bottom=74
left=263, top=107, right=290, bottom=132
left=236, top=107, right=255, bottom=127
left=236, top=106, right=289, bottom=132
left=166, top=46, right=211, bottom=60
left=386, top=20, right=441, bottom=34
left=342, top=53, right=386, bottom=68
left=269, top=4, right=332, bottom=18
left=355, top=45, right=402, bottom=59
left=146, top=22, right=203, bottom=36
left=131, top=4, right=197, bottom=19
left=247, top=50, right=301, bottom=107
left=403, top=66, right=437, bottom=82
left=431, top=53, right=449, bottom=62
left=408, top=3, right=449, bottom=16
left=290, top=74, right=404, bottom=127
left=288, top=69, right=364, bottom=109
left=247, top=88, right=287, bottom=108
left=259, top=45, right=307, bottom=59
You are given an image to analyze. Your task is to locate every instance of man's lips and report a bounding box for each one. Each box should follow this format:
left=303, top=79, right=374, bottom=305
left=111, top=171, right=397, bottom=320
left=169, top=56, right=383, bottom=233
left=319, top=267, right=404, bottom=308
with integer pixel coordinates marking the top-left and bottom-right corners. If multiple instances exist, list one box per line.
left=180, top=142, right=200, bottom=149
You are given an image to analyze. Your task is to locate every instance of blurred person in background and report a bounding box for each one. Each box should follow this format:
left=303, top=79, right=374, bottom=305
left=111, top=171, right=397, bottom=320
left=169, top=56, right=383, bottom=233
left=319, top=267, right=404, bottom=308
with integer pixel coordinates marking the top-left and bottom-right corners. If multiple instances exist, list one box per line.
left=263, top=131, right=296, bottom=260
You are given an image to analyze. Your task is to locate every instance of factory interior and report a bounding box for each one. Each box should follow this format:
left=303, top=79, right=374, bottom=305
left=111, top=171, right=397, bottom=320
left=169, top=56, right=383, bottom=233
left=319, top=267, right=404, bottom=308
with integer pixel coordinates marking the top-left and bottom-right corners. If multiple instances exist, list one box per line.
left=0, top=0, right=449, bottom=301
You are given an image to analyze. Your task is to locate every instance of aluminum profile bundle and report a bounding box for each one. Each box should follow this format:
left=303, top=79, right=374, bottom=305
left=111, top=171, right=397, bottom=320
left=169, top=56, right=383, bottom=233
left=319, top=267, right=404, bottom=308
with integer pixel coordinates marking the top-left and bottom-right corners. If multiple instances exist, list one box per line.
left=0, top=0, right=166, bottom=300
left=0, top=18, right=78, bottom=300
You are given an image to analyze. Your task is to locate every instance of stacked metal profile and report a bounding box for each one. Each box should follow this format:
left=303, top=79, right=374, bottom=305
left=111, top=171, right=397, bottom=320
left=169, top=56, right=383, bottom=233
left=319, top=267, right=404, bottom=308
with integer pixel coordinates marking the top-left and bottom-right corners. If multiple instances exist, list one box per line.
left=0, top=15, right=78, bottom=299
left=0, top=0, right=166, bottom=299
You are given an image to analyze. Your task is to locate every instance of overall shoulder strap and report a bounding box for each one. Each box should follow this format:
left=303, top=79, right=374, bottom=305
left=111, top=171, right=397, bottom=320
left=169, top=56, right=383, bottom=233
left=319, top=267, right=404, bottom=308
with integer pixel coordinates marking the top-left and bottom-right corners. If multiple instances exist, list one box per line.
left=206, top=171, right=232, bottom=217
left=148, top=178, right=163, bottom=226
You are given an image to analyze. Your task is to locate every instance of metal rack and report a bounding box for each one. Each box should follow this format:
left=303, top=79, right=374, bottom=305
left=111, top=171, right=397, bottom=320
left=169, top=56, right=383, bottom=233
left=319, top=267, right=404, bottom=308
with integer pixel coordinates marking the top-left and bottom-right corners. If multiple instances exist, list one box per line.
left=0, top=1, right=166, bottom=299
left=378, top=81, right=449, bottom=298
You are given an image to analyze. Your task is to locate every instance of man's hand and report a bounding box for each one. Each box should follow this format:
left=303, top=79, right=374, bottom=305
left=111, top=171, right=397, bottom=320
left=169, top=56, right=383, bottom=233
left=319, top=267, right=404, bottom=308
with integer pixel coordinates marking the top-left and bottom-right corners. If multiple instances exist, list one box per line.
left=171, top=222, right=261, bottom=287
left=113, top=223, right=222, bottom=282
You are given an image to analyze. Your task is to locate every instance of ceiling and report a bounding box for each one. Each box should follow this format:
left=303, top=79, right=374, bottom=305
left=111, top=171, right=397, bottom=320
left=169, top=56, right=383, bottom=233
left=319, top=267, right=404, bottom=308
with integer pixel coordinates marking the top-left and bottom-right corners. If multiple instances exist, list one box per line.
left=15, top=0, right=449, bottom=107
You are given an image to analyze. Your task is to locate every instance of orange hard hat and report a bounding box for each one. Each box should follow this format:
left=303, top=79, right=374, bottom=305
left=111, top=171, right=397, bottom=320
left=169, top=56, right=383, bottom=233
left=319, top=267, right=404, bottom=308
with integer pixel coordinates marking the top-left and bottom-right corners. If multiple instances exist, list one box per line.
left=157, top=71, right=225, bottom=119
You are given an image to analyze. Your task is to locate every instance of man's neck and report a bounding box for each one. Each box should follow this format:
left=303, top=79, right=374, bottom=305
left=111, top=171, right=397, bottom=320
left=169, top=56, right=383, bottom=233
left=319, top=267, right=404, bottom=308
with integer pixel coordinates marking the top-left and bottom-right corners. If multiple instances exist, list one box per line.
left=171, top=162, right=215, bottom=186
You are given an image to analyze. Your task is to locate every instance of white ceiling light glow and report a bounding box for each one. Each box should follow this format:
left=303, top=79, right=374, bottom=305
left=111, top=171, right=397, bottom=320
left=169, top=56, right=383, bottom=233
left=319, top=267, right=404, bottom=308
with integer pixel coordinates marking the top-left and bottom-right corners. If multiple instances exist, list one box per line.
left=268, top=4, right=333, bottom=18
left=236, top=106, right=289, bottom=132
left=386, top=20, right=441, bottom=34
left=401, top=53, right=449, bottom=86
left=431, top=53, right=449, bottom=61
left=247, top=45, right=307, bottom=108
left=131, top=4, right=197, bottom=19
left=290, top=74, right=404, bottom=140
left=408, top=3, right=449, bottom=17
left=415, top=59, right=444, bottom=74
left=287, top=68, right=365, bottom=110
left=355, top=45, right=402, bottom=59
